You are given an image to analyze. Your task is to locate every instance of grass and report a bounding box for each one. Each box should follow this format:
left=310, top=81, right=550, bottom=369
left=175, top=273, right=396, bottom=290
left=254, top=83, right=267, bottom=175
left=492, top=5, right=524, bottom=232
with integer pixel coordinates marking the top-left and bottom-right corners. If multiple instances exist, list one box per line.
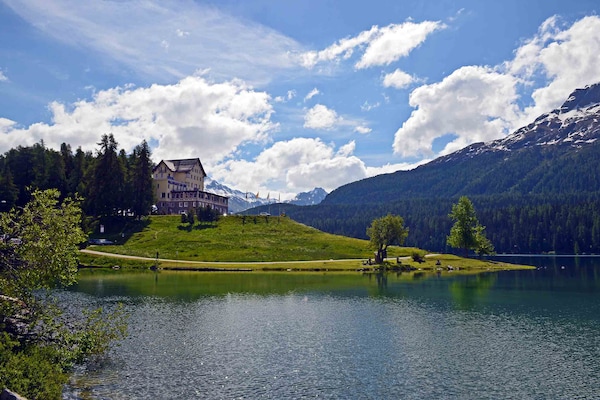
left=82, top=215, right=533, bottom=271
left=87, top=215, right=416, bottom=262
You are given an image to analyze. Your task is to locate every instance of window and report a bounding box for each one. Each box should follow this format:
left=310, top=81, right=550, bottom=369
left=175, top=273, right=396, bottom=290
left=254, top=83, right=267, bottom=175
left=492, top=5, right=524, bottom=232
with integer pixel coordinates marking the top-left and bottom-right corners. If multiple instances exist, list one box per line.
left=161, top=193, right=165, bottom=198
left=179, top=202, right=183, bottom=207
left=184, top=202, right=188, bottom=207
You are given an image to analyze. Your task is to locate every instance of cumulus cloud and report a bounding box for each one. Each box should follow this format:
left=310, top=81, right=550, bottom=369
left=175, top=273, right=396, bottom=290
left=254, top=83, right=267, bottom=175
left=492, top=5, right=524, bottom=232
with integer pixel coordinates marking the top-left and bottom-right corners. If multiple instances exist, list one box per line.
left=303, top=104, right=342, bottom=130
left=509, top=15, right=600, bottom=123
left=393, top=66, right=520, bottom=157
left=0, top=70, right=8, bottom=82
left=212, top=138, right=369, bottom=193
left=394, top=15, right=600, bottom=159
left=0, top=76, right=276, bottom=164
left=383, top=69, right=415, bottom=89
left=301, top=21, right=445, bottom=69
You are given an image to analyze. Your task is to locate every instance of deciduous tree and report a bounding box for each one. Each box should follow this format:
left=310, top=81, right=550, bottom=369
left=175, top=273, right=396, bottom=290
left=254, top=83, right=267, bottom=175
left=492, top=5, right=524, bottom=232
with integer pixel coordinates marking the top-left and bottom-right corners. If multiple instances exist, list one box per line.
left=0, top=189, right=127, bottom=399
left=366, top=214, right=409, bottom=263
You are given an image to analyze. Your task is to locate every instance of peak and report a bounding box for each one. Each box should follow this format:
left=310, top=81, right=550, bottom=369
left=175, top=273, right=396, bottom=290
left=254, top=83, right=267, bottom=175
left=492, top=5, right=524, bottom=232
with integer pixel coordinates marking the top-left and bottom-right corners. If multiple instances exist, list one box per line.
left=560, top=82, right=600, bottom=113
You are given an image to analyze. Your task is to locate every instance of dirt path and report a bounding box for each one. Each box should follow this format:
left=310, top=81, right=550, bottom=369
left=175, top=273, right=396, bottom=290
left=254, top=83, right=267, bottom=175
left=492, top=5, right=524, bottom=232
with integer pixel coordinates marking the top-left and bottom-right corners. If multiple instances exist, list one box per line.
left=80, top=248, right=368, bottom=265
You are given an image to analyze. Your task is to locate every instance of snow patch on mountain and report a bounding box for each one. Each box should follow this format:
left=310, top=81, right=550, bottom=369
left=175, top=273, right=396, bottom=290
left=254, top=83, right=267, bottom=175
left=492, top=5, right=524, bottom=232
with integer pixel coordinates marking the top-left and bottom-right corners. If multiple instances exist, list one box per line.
left=433, top=82, right=600, bottom=165
left=204, top=178, right=328, bottom=214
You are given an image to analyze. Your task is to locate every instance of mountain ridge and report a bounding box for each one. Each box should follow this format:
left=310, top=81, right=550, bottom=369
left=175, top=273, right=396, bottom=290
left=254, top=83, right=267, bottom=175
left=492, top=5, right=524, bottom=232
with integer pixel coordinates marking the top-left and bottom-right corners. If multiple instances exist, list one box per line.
left=322, top=82, right=600, bottom=206
left=205, top=178, right=327, bottom=213
left=281, top=83, right=600, bottom=254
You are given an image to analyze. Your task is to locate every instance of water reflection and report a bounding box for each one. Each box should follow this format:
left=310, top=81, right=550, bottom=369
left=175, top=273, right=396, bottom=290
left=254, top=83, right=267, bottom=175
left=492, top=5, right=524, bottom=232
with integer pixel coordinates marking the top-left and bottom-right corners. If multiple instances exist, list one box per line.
left=65, top=258, right=600, bottom=399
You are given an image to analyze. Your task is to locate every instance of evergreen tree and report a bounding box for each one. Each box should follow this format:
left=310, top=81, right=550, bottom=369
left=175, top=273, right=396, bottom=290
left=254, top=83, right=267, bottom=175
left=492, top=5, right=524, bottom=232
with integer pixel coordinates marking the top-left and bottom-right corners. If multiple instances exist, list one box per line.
left=88, top=134, right=124, bottom=216
left=447, top=196, right=491, bottom=256
left=0, top=166, right=18, bottom=212
left=130, top=140, right=154, bottom=218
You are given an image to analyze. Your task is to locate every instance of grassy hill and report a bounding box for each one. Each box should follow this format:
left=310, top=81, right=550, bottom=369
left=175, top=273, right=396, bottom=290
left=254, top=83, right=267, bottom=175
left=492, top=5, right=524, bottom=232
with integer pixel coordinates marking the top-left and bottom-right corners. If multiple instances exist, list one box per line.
left=86, top=215, right=417, bottom=262
left=81, top=215, right=531, bottom=271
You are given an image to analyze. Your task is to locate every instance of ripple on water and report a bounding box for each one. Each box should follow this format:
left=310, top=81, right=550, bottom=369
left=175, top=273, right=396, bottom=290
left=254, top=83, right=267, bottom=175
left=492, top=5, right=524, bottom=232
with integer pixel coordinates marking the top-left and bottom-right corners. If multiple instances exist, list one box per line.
left=63, top=290, right=600, bottom=399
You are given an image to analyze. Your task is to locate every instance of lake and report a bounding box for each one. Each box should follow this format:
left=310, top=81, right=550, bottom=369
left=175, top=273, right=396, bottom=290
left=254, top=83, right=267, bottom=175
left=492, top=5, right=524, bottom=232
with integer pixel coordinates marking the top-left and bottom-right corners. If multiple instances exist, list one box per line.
left=63, top=256, right=600, bottom=399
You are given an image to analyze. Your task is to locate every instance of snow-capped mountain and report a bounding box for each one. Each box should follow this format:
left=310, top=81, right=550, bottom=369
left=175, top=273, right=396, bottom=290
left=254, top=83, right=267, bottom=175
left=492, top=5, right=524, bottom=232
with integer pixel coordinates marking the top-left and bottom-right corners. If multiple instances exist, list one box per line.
left=435, top=82, right=600, bottom=164
left=288, top=187, right=328, bottom=206
left=204, top=178, right=270, bottom=214
left=205, top=178, right=328, bottom=214
left=323, top=82, right=600, bottom=206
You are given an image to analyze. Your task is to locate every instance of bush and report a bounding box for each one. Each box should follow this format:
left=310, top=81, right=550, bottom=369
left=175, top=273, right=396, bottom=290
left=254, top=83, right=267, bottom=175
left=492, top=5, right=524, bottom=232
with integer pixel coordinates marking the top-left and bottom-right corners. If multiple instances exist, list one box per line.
left=411, top=251, right=426, bottom=263
left=0, top=333, right=67, bottom=400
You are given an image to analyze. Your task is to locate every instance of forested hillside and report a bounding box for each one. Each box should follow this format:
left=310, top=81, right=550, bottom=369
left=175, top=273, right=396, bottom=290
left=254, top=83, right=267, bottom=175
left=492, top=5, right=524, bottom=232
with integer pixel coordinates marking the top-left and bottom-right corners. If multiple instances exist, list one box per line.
left=269, top=84, right=600, bottom=254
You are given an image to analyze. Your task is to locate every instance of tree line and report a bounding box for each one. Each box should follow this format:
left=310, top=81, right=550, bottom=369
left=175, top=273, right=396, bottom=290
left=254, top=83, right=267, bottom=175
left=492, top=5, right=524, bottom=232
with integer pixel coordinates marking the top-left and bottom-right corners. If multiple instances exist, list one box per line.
left=274, top=192, right=600, bottom=255
left=0, top=134, right=154, bottom=219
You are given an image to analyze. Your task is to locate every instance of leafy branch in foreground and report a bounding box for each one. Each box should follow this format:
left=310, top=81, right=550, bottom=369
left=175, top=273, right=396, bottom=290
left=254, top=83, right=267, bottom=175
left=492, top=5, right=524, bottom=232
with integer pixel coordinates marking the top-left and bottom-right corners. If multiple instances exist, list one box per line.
left=0, top=189, right=128, bottom=399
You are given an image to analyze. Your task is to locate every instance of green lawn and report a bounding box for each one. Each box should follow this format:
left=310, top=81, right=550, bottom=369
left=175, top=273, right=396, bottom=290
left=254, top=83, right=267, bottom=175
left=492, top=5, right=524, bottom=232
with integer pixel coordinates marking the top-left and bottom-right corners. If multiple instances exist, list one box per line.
left=82, top=215, right=532, bottom=271
left=87, top=215, right=417, bottom=262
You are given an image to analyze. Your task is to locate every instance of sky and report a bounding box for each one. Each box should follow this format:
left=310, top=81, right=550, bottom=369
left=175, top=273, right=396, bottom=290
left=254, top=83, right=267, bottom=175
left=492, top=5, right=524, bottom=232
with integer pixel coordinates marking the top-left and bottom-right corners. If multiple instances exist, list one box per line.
left=1, top=0, right=600, bottom=199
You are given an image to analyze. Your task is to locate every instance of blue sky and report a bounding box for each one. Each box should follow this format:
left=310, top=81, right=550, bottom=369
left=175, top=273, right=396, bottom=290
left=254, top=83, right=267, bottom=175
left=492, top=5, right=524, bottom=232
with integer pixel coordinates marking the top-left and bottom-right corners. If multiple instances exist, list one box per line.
left=1, top=0, right=599, bottom=198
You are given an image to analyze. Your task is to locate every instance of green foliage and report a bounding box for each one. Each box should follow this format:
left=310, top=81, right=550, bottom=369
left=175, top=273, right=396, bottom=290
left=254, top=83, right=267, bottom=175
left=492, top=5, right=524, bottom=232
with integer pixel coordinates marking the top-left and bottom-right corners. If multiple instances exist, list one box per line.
left=474, top=225, right=495, bottom=257
left=196, top=205, right=220, bottom=223
left=447, top=196, right=494, bottom=257
left=130, top=140, right=155, bottom=218
left=0, top=332, right=67, bottom=400
left=0, top=136, right=154, bottom=219
left=366, top=214, right=409, bottom=252
left=447, top=196, right=479, bottom=255
left=411, top=251, right=426, bottom=263
left=0, top=190, right=128, bottom=398
left=0, top=189, right=86, bottom=296
left=88, top=134, right=125, bottom=216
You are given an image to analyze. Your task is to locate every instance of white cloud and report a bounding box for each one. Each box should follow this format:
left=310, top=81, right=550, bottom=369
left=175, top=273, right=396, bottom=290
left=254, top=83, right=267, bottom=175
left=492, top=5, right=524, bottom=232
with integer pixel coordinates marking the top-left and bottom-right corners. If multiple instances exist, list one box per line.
left=301, top=21, right=445, bottom=70
left=510, top=15, right=600, bottom=123
left=3, top=0, right=303, bottom=83
left=337, top=141, right=356, bottom=157
left=0, top=70, right=8, bottom=82
left=383, top=69, right=414, bottom=89
left=0, top=76, right=276, bottom=165
left=304, top=88, right=320, bottom=102
left=274, top=90, right=296, bottom=103
left=393, top=15, right=600, bottom=160
left=361, top=100, right=380, bottom=111
left=393, top=66, right=520, bottom=158
left=303, top=104, right=342, bottom=130
left=212, top=138, right=369, bottom=193
left=176, top=28, right=190, bottom=37
left=354, top=126, right=372, bottom=134
left=356, top=21, right=445, bottom=69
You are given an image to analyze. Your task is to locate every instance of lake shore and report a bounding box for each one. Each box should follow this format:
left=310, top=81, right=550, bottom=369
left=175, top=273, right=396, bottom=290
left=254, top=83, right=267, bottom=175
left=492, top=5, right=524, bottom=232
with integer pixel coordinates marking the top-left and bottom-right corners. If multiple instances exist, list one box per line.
left=79, top=249, right=534, bottom=272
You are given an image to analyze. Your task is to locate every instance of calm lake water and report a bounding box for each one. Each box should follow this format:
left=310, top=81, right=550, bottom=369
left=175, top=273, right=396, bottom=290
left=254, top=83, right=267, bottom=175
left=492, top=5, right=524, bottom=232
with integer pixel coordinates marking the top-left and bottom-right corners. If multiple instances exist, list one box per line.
left=63, top=256, right=600, bottom=399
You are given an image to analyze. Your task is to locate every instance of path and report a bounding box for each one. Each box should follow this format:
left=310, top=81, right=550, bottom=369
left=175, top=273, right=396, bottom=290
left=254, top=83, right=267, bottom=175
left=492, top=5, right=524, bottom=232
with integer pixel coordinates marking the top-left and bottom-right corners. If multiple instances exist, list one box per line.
left=80, top=248, right=370, bottom=265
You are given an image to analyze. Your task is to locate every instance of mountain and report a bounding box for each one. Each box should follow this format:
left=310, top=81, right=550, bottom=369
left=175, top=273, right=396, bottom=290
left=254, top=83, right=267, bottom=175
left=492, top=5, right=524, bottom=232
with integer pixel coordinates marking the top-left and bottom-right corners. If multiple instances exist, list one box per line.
left=322, top=82, right=600, bottom=206
left=204, top=179, right=270, bottom=214
left=205, top=179, right=327, bottom=213
left=283, top=83, right=600, bottom=254
left=288, top=187, right=328, bottom=206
